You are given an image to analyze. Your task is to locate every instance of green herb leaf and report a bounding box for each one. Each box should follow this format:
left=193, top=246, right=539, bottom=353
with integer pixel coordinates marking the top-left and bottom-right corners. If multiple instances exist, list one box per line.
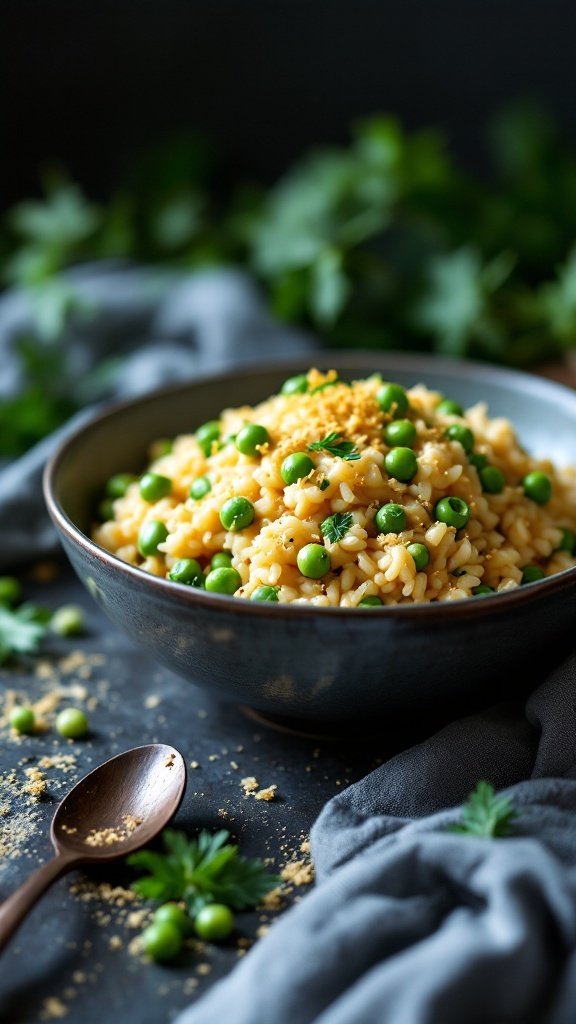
left=449, top=780, right=518, bottom=838
left=320, top=512, right=354, bottom=544
left=308, top=432, right=360, bottom=461
left=0, top=602, right=50, bottom=664
left=128, top=828, right=279, bottom=916
left=309, top=377, right=340, bottom=396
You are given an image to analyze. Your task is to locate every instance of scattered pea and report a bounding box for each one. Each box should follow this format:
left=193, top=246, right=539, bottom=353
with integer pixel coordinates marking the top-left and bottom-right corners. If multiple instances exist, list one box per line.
left=106, top=473, right=138, bottom=499
left=281, top=375, right=309, bottom=396
left=436, top=399, right=464, bottom=417
left=0, top=576, right=22, bottom=606
left=168, top=559, right=205, bottom=587
left=194, top=903, right=235, bottom=941
left=56, top=708, right=88, bottom=739
left=558, top=529, right=576, bottom=555
left=9, top=706, right=35, bottom=734
left=235, top=424, right=270, bottom=457
left=139, top=473, right=172, bottom=503
left=189, top=476, right=211, bottom=500
left=375, top=503, right=407, bottom=534
left=472, top=584, right=495, bottom=596
left=521, top=565, right=545, bottom=584
left=219, top=497, right=255, bottom=532
left=98, top=499, right=115, bottom=522
left=377, top=383, right=409, bottom=418
left=406, top=543, right=429, bottom=571
left=51, top=605, right=85, bottom=636
left=210, top=551, right=233, bottom=570
left=297, top=544, right=331, bottom=579
left=358, top=596, right=383, bottom=606
left=153, top=903, right=192, bottom=935
left=522, top=471, right=552, bottom=505
left=138, top=520, right=169, bottom=556
left=205, top=567, right=242, bottom=595
left=480, top=466, right=506, bottom=494
left=251, top=586, right=280, bottom=602
left=445, top=424, right=474, bottom=454
left=384, top=419, right=417, bottom=448
left=281, top=452, right=314, bottom=485
left=142, top=921, right=183, bottom=962
left=434, top=496, right=471, bottom=530
left=384, top=446, right=418, bottom=482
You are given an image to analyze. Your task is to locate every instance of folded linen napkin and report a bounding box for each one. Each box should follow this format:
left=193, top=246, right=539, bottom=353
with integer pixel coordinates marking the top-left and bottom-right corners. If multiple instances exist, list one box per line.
left=0, top=264, right=314, bottom=569
left=175, top=653, right=576, bottom=1024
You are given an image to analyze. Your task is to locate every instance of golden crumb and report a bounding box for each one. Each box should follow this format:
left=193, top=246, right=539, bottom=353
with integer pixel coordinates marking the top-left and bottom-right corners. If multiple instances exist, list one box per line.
left=23, top=767, right=47, bottom=803
left=300, top=839, right=311, bottom=855
left=190, top=760, right=200, bottom=769
left=254, top=785, right=277, bottom=802
left=41, top=996, right=68, bottom=1020
left=84, top=815, right=143, bottom=848
left=260, top=887, right=285, bottom=910
left=144, top=694, right=161, bottom=708
left=108, top=935, right=123, bottom=950
left=280, top=858, right=315, bottom=887
left=196, top=963, right=212, bottom=976
left=240, top=776, right=259, bottom=795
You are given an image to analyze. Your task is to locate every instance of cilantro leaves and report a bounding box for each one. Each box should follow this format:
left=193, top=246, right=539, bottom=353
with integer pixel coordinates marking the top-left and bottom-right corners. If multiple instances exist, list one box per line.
left=449, top=781, right=518, bottom=838
left=308, top=432, right=360, bottom=461
left=128, top=828, right=279, bottom=916
left=0, top=602, right=50, bottom=665
left=320, top=512, right=354, bottom=544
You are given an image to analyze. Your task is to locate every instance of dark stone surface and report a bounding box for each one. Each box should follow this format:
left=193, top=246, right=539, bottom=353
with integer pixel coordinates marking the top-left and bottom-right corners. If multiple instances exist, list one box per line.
left=0, top=560, right=410, bottom=1024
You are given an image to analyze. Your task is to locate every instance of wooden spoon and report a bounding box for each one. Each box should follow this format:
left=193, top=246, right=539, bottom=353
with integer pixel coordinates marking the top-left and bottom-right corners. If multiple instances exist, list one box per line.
left=0, top=743, right=186, bottom=952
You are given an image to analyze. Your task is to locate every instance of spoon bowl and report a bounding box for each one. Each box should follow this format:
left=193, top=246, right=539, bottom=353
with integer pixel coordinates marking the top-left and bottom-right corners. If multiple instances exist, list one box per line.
left=0, top=744, right=187, bottom=952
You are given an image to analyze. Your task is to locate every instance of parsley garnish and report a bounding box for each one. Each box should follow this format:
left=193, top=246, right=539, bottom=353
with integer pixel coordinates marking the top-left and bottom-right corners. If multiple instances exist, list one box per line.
left=0, top=602, right=50, bottom=664
left=320, top=512, right=354, bottom=544
left=308, top=432, right=360, bottom=461
left=449, top=780, right=518, bottom=838
left=127, top=828, right=279, bottom=916
left=319, top=478, right=330, bottom=491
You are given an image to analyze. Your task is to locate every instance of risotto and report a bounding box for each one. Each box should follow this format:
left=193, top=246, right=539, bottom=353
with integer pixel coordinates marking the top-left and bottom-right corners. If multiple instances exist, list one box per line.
left=93, top=369, right=576, bottom=607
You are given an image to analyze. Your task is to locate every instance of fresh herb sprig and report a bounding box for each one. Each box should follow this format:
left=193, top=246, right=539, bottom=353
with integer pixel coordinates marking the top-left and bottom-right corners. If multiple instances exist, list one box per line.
left=449, top=780, right=519, bottom=838
left=0, top=602, right=51, bottom=664
left=308, top=432, right=360, bottom=461
left=320, top=511, right=354, bottom=544
left=128, top=828, right=279, bottom=916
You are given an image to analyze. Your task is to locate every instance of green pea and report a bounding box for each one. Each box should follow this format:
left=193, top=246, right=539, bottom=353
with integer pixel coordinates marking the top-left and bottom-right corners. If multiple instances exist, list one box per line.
left=384, top=447, right=418, bottom=482
left=151, top=438, right=173, bottom=458
left=56, top=708, right=88, bottom=739
left=51, top=605, right=85, bottom=636
left=437, top=399, right=464, bottom=417
left=480, top=466, right=506, bottom=494
left=196, top=420, right=221, bottom=457
left=469, top=452, right=488, bottom=472
left=377, top=383, right=409, bottom=418
left=98, top=499, right=115, bottom=522
left=406, top=543, right=429, bottom=571
left=522, top=471, right=552, bottom=505
left=0, top=576, right=22, bottom=606
left=235, top=424, right=270, bottom=457
left=281, top=452, right=315, bottom=485
left=142, top=921, right=183, bottom=962
left=205, top=567, right=242, bottom=594
left=153, top=903, right=193, bottom=935
left=138, top=520, right=169, bottom=556
left=358, top=596, right=383, bottom=606
left=219, top=497, right=255, bottom=532
left=139, top=472, right=172, bottom=503
left=521, top=565, right=545, bottom=584
left=384, top=419, right=417, bottom=448
left=445, top=424, right=474, bottom=454
left=472, top=584, right=495, bottom=596
left=194, top=903, right=235, bottom=941
left=9, top=706, right=35, bottom=734
left=375, top=503, right=407, bottom=534
left=189, top=476, right=211, bottom=500
left=434, top=496, right=471, bottom=530
left=296, top=544, right=331, bottom=579
left=251, top=586, right=280, bottom=602
left=106, top=473, right=138, bottom=499
left=557, top=529, right=576, bottom=555
left=211, top=551, right=233, bottom=570
left=281, top=375, right=309, bottom=396
left=168, top=559, right=205, bottom=587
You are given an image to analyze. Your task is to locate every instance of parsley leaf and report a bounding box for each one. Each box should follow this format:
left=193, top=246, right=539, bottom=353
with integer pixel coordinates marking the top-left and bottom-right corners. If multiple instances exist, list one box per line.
left=320, top=511, right=354, bottom=544
left=0, top=602, right=50, bottom=664
left=308, top=432, right=360, bottom=461
left=127, top=828, right=279, bottom=916
left=449, top=780, right=518, bottom=838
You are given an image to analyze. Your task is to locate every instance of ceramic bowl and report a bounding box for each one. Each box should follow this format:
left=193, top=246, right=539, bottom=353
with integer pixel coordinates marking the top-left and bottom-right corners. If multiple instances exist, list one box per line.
left=44, top=353, right=576, bottom=726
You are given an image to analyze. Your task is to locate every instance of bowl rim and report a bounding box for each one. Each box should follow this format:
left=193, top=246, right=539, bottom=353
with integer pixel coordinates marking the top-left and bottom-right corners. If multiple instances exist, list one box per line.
left=43, top=350, right=576, bottom=622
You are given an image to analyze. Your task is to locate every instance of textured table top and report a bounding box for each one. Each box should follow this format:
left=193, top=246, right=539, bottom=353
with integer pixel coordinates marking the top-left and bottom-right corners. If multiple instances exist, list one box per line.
left=0, top=559, right=402, bottom=1024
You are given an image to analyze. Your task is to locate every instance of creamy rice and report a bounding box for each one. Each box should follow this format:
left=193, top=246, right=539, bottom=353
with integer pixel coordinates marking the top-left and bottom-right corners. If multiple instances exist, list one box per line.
left=93, top=369, right=576, bottom=607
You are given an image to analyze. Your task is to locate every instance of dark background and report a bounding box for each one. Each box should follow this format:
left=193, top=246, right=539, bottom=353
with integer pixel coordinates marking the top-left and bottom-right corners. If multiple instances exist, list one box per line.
left=2, top=0, right=576, bottom=207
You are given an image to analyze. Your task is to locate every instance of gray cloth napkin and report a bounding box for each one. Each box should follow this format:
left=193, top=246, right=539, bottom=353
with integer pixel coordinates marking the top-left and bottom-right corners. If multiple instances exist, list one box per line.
left=176, top=654, right=576, bottom=1024
left=0, top=264, right=314, bottom=569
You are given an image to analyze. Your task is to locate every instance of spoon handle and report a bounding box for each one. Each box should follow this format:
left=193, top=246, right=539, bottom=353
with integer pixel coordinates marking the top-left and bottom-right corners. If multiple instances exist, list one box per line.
left=0, top=851, right=77, bottom=953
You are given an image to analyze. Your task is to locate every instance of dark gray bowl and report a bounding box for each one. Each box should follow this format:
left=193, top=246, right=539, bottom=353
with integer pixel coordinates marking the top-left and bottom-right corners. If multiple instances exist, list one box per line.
left=44, top=353, right=576, bottom=726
